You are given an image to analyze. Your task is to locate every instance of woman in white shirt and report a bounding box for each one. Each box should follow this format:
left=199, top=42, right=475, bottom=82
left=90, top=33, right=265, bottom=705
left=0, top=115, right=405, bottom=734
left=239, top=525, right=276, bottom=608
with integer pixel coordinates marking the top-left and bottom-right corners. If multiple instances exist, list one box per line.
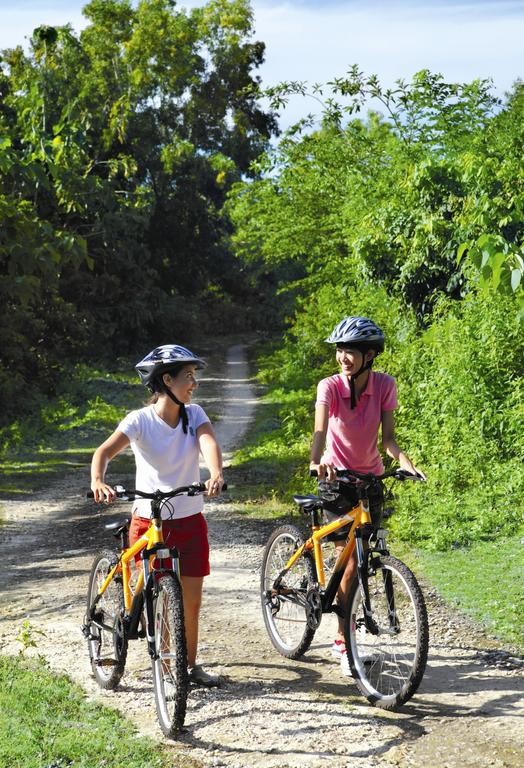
left=90, top=344, right=224, bottom=687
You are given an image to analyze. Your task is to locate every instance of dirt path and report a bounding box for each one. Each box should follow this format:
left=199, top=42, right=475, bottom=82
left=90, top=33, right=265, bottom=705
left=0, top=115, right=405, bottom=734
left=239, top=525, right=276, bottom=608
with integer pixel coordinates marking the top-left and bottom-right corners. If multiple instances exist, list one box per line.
left=0, top=343, right=522, bottom=768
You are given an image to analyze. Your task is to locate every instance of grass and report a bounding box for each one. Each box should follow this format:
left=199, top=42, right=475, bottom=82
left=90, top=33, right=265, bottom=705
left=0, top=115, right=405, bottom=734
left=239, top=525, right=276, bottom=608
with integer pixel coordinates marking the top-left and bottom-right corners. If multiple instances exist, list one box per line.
left=228, top=391, right=312, bottom=500
left=0, top=364, right=140, bottom=495
left=0, top=655, right=199, bottom=768
left=402, top=536, right=524, bottom=650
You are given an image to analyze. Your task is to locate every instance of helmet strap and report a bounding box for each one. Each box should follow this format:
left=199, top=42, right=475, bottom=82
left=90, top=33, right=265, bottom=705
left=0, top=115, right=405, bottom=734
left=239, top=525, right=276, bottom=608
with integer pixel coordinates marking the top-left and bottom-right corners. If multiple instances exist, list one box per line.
left=348, top=356, right=373, bottom=409
left=163, top=387, right=189, bottom=434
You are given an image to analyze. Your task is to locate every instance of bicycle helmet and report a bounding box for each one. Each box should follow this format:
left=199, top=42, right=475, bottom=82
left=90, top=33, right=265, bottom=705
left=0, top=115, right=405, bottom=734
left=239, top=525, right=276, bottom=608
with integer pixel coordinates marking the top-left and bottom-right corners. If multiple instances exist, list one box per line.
left=135, top=344, right=206, bottom=389
left=135, top=345, right=206, bottom=434
left=326, top=317, right=385, bottom=409
left=325, top=316, right=385, bottom=352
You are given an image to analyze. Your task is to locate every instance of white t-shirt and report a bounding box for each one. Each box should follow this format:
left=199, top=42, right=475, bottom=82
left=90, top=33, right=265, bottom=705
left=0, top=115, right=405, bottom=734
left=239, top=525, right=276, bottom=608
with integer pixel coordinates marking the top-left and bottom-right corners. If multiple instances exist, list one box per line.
left=118, top=404, right=209, bottom=519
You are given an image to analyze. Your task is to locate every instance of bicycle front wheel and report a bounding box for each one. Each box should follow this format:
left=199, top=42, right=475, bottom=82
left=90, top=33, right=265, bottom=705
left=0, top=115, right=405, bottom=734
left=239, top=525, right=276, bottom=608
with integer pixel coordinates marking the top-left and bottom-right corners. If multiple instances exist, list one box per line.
left=261, top=524, right=317, bottom=659
left=86, top=549, right=128, bottom=690
left=151, top=575, right=188, bottom=738
left=344, top=554, right=428, bottom=709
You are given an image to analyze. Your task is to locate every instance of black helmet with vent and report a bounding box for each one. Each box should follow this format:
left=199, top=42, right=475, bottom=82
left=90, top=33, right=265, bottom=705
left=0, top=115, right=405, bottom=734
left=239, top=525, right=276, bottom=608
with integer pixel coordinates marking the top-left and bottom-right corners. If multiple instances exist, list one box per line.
left=135, top=344, right=206, bottom=391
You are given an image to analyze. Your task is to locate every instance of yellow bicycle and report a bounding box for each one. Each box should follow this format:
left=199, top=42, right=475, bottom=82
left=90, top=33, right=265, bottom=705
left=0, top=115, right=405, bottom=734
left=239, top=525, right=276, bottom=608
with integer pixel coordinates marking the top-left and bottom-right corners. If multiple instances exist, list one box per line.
left=83, top=482, right=207, bottom=738
left=261, top=467, right=429, bottom=709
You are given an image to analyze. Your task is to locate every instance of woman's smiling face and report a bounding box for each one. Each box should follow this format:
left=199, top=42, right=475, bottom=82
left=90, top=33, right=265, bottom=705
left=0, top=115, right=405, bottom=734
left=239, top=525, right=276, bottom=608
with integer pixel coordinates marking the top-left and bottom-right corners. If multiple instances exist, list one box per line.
left=164, top=364, right=199, bottom=402
left=335, top=346, right=374, bottom=376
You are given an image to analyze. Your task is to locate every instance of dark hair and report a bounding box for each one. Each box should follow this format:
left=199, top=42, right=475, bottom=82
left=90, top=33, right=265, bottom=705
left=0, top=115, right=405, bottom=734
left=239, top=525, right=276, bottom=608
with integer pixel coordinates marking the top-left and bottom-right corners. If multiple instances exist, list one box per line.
left=146, top=363, right=186, bottom=404
left=336, top=341, right=381, bottom=356
left=152, top=363, right=188, bottom=392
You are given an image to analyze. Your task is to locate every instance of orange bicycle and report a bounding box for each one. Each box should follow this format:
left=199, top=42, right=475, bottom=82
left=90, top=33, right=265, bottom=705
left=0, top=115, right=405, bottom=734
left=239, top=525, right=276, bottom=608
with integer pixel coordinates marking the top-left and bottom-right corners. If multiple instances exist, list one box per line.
left=261, top=467, right=429, bottom=709
left=82, top=482, right=208, bottom=737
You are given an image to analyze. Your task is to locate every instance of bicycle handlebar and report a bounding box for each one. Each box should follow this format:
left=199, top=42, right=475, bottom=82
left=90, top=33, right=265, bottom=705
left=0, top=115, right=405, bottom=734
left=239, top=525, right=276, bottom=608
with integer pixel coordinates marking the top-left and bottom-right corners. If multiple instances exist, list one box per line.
left=309, top=467, right=425, bottom=483
left=86, top=481, right=227, bottom=500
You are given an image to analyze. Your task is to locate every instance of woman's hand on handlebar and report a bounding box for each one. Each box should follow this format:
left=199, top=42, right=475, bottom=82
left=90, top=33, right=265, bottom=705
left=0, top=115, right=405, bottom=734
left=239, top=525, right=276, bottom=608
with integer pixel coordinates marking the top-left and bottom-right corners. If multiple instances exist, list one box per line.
left=398, top=456, right=426, bottom=481
left=205, top=473, right=225, bottom=497
left=309, top=461, right=337, bottom=482
left=90, top=480, right=117, bottom=503
left=399, top=456, right=427, bottom=480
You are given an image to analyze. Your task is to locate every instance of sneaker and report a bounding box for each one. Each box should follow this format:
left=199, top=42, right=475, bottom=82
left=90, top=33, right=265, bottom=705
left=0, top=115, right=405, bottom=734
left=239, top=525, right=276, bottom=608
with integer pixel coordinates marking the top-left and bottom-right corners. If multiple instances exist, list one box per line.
left=340, top=649, right=351, bottom=676
left=330, top=639, right=346, bottom=658
left=188, top=664, right=221, bottom=688
left=340, top=649, right=380, bottom=677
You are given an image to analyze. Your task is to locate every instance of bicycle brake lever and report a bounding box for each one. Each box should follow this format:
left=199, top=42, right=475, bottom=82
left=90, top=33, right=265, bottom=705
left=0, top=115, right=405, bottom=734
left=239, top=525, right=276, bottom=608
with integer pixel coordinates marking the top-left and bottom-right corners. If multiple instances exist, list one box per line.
left=114, top=484, right=132, bottom=500
left=395, top=470, right=425, bottom=482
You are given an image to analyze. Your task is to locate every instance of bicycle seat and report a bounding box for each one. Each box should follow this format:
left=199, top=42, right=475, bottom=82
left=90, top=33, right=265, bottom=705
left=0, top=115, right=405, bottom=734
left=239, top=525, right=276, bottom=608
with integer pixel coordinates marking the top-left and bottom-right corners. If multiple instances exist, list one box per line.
left=293, top=494, right=322, bottom=510
left=104, top=518, right=130, bottom=534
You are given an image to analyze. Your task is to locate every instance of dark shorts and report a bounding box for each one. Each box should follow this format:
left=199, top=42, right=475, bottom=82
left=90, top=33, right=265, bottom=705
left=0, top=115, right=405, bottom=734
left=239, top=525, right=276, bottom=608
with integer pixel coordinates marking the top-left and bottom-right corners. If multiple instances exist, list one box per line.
left=129, top=512, right=210, bottom=577
left=323, top=482, right=384, bottom=542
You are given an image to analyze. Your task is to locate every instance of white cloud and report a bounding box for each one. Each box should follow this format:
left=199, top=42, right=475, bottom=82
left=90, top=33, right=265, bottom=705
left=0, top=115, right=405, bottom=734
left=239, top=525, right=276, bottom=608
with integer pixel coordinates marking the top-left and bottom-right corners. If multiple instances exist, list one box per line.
left=0, top=4, right=87, bottom=48
left=253, top=2, right=523, bottom=87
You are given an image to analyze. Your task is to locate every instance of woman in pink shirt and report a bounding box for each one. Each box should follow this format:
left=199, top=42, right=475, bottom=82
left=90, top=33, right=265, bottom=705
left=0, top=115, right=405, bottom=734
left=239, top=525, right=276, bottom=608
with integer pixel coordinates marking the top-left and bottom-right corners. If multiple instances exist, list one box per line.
left=309, top=316, right=425, bottom=676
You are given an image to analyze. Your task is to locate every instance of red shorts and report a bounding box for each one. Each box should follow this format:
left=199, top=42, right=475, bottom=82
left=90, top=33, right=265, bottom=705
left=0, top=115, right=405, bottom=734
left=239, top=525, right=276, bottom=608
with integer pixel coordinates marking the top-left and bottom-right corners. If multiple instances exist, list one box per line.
left=129, top=512, right=210, bottom=578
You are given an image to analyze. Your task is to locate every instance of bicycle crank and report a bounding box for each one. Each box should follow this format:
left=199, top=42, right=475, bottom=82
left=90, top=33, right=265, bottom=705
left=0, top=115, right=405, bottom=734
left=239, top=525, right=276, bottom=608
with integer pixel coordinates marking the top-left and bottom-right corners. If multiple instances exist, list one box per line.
left=305, top=587, right=322, bottom=630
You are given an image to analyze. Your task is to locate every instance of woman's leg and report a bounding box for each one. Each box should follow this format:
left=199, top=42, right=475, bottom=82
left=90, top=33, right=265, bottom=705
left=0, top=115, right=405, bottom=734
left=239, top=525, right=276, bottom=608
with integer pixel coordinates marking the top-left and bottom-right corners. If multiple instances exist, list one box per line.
left=336, top=548, right=357, bottom=640
left=180, top=575, right=204, bottom=667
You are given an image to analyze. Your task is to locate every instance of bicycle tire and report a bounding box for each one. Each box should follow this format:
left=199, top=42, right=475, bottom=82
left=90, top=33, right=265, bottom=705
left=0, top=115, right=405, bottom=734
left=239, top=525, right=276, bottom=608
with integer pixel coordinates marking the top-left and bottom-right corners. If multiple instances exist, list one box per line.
left=151, top=575, right=188, bottom=738
left=261, top=524, right=317, bottom=659
left=344, top=554, right=428, bottom=709
left=86, top=549, right=128, bottom=690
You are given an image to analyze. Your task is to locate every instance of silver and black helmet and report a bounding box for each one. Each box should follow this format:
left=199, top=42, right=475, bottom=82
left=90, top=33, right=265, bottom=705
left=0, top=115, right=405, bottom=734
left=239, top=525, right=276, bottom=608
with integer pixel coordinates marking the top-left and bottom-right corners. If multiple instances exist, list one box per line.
left=326, top=316, right=385, bottom=352
left=135, top=344, right=206, bottom=390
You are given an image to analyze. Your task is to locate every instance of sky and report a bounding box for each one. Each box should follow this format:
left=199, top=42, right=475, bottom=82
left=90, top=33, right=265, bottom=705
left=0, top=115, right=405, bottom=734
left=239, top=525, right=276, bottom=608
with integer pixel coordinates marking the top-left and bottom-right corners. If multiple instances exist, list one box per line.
left=1, top=1, right=522, bottom=128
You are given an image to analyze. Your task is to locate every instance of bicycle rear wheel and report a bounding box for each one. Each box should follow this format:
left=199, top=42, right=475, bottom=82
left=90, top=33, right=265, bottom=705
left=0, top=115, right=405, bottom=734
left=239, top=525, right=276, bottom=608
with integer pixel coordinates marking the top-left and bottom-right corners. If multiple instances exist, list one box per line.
left=86, top=549, right=128, bottom=690
left=261, top=525, right=317, bottom=659
left=151, top=575, right=188, bottom=738
left=344, top=554, right=428, bottom=709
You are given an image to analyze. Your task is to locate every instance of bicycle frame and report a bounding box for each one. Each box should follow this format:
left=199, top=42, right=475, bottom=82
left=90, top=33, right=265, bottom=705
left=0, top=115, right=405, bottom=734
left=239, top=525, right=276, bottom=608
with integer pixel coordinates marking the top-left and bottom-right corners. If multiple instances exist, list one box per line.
left=276, top=492, right=386, bottom=626
left=87, top=499, right=184, bottom=660
left=95, top=517, right=178, bottom=614
left=281, top=467, right=422, bottom=616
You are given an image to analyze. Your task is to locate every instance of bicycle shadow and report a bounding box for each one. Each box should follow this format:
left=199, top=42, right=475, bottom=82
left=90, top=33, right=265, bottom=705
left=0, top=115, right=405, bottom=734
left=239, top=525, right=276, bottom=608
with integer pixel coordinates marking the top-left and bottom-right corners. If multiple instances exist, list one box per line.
left=174, top=646, right=523, bottom=762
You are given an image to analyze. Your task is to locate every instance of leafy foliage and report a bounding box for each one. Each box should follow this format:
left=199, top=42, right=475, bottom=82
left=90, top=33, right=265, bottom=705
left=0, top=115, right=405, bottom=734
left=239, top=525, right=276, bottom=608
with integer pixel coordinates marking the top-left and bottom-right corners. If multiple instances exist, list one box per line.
left=0, top=0, right=277, bottom=426
left=229, top=71, right=523, bottom=551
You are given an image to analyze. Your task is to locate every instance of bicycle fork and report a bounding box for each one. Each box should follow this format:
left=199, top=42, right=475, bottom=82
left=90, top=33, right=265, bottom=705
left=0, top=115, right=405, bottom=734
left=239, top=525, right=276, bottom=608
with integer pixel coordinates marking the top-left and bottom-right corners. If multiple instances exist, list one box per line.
left=140, top=542, right=182, bottom=661
left=355, top=529, right=379, bottom=635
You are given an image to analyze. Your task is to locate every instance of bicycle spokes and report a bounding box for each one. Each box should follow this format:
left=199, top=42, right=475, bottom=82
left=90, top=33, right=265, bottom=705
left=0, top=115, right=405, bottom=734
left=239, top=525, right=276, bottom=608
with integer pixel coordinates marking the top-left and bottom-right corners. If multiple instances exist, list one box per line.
left=261, top=525, right=317, bottom=659
left=85, top=550, right=128, bottom=690
left=344, top=554, right=428, bottom=709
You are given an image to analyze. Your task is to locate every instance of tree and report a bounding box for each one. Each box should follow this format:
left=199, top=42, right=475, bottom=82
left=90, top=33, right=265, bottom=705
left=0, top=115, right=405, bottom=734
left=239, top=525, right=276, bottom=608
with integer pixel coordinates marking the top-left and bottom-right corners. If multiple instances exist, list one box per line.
left=0, top=0, right=277, bottom=424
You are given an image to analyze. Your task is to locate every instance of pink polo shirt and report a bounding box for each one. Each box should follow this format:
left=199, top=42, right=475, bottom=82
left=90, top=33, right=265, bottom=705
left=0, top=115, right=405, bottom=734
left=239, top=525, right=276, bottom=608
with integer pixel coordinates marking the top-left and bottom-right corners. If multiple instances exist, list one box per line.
left=316, top=371, right=397, bottom=474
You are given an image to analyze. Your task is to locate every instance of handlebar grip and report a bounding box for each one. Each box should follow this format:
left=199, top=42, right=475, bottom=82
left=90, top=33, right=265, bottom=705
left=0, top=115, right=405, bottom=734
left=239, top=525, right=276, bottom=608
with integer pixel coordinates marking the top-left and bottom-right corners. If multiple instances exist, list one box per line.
left=395, top=469, right=426, bottom=482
